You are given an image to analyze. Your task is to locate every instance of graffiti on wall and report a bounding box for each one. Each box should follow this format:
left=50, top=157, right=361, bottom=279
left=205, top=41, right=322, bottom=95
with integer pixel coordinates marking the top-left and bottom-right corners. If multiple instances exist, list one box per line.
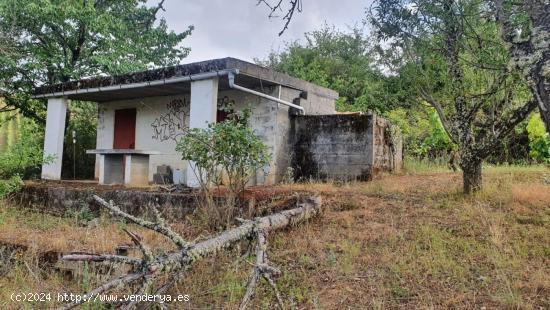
left=151, top=98, right=190, bottom=142
left=150, top=96, right=237, bottom=142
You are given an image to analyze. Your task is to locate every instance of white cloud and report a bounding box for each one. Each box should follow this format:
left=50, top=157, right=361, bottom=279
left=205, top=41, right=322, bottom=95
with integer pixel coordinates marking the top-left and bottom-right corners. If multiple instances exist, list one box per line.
left=153, top=0, right=371, bottom=63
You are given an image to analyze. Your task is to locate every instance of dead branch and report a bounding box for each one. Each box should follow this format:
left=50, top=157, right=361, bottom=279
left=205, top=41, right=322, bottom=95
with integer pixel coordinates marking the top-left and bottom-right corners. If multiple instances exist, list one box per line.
left=123, top=229, right=154, bottom=262
left=240, top=229, right=284, bottom=310
left=60, top=195, right=322, bottom=309
left=258, top=0, right=302, bottom=36
left=62, top=252, right=141, bottom=266
left=93, top=195, right=189, bottom=249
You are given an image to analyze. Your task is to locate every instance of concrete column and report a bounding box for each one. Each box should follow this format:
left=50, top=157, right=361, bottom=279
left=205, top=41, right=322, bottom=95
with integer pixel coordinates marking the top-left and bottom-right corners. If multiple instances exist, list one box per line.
left=186, top=78, right=218, bottom=187
left=98, top=154, right=106, bottom=184
left=124, top=155, right=132, bottom=185
left=41, top=97, right=68, bottom=180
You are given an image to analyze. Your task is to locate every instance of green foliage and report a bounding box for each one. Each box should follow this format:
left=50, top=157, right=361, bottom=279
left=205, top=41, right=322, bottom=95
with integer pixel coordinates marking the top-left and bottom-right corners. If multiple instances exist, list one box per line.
left=62, top=102, right=98, bottom=179
left=257, top=25, right=404, bottom=113
left=0, top=0, right=193, bottom=122
left=0, top=108, right=20, bottom=152
left=176, top=113, right=270, bottom=193
left=526, top=114, right=550, bottom=163
left=385, top=106, right=454, bottom=158
left=420, top=110, right=455, bottom=156
left=176, top=112, right=270, bottom=229
left=0, top=117, right=51, bottom=198
left=0, top=176, right=23, bottom=199
left=0, top=118, right=52, bottom=180
left=72, top=204, right=96, bottom=224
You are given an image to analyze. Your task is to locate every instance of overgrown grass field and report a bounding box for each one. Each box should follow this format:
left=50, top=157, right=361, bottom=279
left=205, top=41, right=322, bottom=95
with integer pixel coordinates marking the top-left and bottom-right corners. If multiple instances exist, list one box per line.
left=0, top=165, right=549, bottom=309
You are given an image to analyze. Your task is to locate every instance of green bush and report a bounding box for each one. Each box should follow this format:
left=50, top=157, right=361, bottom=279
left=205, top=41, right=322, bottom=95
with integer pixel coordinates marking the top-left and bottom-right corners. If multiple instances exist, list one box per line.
left=177, top=113, right=270, bottom=193
left=385, top=106, right=455, bottom=159
left=0, top=119, right=52, bottom=179
left=526, top=114, right=550, bottom=163
left=0, top=118, right=52, bottom=198
left=0, top=175, right=23, bottom=198
left=176, top=112, right=270, bottom=229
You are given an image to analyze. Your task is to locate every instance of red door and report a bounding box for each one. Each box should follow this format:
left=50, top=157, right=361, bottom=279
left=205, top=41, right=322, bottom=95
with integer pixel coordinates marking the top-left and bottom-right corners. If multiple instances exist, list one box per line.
left=113, top=109, right=136, bottom=149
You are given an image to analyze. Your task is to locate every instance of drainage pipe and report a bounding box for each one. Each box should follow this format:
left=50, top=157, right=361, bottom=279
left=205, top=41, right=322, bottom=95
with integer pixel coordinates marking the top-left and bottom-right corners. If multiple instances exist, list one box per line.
left=228, top=72, right=305, bottom=115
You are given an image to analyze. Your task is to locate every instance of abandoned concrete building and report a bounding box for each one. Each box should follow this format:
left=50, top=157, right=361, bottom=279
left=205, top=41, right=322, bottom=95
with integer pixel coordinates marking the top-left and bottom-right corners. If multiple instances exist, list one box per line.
left=34, top=58, right=402, bottom=187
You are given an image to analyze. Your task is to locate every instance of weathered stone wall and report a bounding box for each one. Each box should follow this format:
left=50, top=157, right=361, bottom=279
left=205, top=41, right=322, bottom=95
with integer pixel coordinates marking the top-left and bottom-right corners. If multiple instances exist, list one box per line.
left=14, top=182, right=197, bottom=219
left=292, top=113, right=402, bottom=182
left=13, top=181, right=303, bottom=220
left=292, top=114, right=375, bottom=181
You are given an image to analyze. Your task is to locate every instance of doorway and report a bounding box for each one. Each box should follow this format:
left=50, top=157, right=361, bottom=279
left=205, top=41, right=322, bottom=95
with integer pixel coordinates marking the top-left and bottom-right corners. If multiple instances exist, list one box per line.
left=113, top=108, right=136, bottom=149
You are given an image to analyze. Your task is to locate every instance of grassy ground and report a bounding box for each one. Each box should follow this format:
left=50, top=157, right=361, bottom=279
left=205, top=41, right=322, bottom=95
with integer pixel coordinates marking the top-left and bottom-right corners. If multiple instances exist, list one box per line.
left=0, top=165, right=549, bottom=309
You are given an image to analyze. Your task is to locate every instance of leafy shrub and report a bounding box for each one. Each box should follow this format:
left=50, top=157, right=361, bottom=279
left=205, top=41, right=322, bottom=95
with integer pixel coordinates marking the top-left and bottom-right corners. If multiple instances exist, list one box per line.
left=385, top=106, right=455, bottom=159
left=0, top=118, right=52, bottom=198
left=419, top=110, right=455, bottom=157
left=176, top=112, right=270, bottom=229
left=526, top=114, right=550, bottom=163
left=0, top=119, right=52, bottom=179
left=0, top=176, right=23, bottom=198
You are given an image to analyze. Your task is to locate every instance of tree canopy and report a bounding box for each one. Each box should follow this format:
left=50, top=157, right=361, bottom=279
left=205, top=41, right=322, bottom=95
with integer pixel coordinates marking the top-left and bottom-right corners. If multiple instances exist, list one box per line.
left=0, top=0, right=193, bottom=122
left=370, top=0, right=537, bottom=192
left=258, top=26, right=410, bottom=113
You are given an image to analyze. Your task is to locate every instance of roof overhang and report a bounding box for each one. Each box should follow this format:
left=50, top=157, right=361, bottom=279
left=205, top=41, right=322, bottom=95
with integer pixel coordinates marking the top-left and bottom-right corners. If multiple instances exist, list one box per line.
left=32, top=57, right=338, bottom=102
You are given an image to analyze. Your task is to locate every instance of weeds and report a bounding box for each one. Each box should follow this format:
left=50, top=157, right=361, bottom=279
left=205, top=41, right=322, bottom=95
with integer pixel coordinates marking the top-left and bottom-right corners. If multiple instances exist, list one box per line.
left=0, top=166, right=549, bottom=309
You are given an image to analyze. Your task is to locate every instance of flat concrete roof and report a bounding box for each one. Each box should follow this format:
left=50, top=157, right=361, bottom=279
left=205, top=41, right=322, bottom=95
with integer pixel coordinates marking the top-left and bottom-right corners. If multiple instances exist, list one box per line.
left=33, top=57, right=338, bottom=102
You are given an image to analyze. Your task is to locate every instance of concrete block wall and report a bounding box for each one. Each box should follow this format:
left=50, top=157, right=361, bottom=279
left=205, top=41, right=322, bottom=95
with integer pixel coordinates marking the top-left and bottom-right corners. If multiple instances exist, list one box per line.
left=292, top=113, right=403, bottom=182
left=271, top=85, right=338, bottom=183
left=292, top=114, right=375, bottom=181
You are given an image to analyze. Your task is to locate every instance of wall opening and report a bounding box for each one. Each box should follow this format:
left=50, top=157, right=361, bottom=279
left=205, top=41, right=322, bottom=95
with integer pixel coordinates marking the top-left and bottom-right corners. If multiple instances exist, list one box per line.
left=113, top=108, right=136, bottom=149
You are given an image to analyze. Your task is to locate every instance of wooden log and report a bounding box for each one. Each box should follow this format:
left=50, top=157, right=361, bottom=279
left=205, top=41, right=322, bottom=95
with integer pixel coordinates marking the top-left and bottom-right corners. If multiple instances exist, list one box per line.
left=59, top=195, right=322, bottom=309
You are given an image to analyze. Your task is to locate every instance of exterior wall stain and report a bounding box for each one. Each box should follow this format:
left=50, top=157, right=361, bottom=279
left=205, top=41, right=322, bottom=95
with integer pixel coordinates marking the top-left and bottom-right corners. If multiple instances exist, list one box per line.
left=292, top=114, right=402, bottom=182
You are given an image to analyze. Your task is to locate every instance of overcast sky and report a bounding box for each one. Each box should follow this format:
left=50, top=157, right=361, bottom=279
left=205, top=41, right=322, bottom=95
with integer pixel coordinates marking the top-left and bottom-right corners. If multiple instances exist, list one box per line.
left=154, top=0, right=372, bottom=63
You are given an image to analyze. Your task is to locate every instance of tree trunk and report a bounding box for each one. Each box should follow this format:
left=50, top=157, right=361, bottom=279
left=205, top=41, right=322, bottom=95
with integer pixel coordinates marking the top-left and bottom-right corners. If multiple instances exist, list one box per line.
left=461, top=159, right=482, bottom=194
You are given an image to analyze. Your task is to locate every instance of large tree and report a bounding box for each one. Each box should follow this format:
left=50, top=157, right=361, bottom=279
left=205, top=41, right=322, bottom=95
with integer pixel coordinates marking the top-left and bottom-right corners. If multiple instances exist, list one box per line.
left=370, top=0, right=537, bottom=193
left=0, top=0, right=193, bottom=123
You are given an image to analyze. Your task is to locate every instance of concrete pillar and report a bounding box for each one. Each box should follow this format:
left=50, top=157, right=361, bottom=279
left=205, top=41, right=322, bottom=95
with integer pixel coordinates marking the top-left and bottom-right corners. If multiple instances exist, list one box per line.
left=98, top=154, right=106, bottom=184
left=41, top=97, right=68, bottom=180
left=124, top=155, right=132, bottom=185
left=186, top=78, right=218, bottom=187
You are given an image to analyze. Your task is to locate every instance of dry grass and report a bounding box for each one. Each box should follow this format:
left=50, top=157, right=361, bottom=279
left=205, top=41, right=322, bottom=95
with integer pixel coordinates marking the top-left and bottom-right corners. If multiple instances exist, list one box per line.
left=1, top=165, right=549, bottom=309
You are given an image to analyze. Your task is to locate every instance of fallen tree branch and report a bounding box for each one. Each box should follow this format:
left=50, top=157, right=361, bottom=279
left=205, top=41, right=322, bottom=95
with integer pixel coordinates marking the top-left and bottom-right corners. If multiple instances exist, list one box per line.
left=62, top=252, right=141, bottom=265
left=92, top=195, right=189, bottom=249
left=240, top=229, right=284, bottom=310
left=60, top=195, right=322, bottom=309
